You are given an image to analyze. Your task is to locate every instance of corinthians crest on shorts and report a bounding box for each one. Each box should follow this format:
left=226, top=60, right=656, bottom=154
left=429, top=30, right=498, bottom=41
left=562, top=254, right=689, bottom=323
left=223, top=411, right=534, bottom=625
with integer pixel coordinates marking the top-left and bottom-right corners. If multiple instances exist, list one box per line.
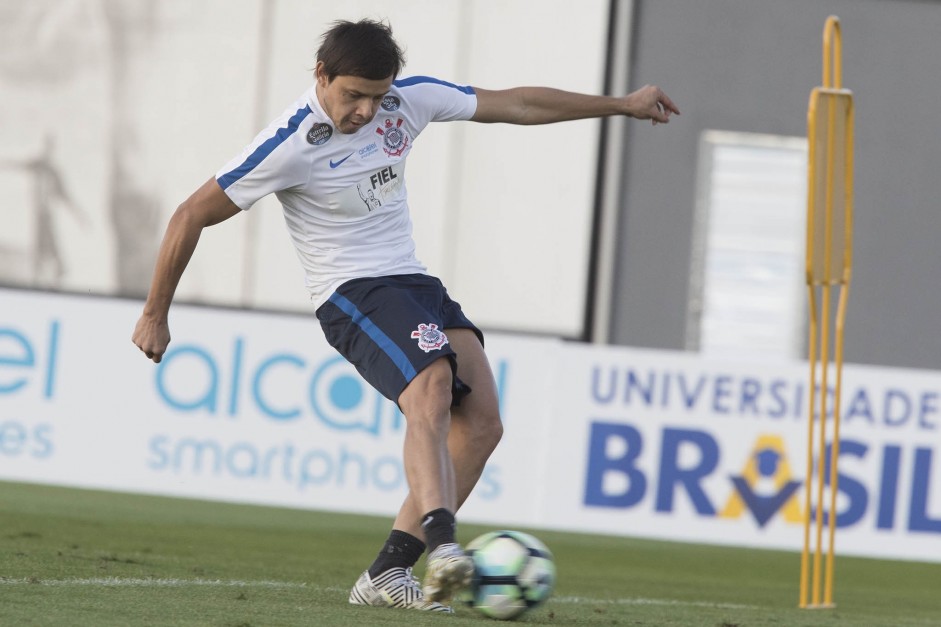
left=411, top=323, right=448, bottom=352
left=376, top=117, right=410, bottom=157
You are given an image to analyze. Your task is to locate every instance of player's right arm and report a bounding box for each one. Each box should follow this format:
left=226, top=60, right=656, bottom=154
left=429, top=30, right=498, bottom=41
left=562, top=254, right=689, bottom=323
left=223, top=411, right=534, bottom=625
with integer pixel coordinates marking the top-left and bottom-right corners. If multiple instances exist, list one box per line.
left=131, top=177, right=241, bottom=363
left=471, top=84, right=679, bottom=126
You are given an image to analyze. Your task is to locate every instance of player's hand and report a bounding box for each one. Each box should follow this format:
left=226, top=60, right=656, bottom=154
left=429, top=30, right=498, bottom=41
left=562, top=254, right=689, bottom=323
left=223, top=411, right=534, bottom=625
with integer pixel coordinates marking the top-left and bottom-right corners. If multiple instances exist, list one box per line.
left=132, top=314, right=171, bottom=363
left=625, top=84, right=680, bottom=125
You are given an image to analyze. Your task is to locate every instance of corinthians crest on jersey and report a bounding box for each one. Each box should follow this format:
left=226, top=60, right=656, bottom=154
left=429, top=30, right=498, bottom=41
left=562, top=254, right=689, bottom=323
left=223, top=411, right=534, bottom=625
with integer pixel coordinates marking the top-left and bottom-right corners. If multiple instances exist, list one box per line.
left=376, top=117, right=410, bottom=157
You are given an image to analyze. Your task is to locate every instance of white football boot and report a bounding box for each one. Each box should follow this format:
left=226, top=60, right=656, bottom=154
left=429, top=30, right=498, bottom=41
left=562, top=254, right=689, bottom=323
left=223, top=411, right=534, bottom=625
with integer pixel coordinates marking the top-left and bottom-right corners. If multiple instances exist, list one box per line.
left=422, top=543, right=475, bottom=603
left=349, top=567, right=453, bottom=612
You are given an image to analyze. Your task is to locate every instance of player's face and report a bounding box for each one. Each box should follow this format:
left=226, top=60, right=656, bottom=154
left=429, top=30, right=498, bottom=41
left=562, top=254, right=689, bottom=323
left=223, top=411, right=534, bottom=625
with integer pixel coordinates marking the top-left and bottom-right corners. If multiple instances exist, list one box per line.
left=315, top=63, right=393, bottom=134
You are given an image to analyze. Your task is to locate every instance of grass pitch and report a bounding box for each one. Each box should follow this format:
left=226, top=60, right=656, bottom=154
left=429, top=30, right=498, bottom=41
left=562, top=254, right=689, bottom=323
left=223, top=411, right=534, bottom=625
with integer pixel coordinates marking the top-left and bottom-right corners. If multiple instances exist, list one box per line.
left=1, top=481, right=939, bottom=626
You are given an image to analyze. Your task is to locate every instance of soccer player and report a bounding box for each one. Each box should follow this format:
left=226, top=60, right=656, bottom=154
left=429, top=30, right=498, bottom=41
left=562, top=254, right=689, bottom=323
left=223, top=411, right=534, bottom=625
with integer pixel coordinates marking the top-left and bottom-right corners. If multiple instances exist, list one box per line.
left=131, top=18, right=679, bottom=613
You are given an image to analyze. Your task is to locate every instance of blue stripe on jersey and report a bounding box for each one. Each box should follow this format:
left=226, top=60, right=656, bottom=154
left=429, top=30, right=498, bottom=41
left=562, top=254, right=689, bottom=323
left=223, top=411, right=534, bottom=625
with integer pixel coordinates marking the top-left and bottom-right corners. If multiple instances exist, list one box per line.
left=393, top=75, right=475, bottom=95
left=217, top=104, right=312, bottom=190
left=327, top=292, right=418, bottom=381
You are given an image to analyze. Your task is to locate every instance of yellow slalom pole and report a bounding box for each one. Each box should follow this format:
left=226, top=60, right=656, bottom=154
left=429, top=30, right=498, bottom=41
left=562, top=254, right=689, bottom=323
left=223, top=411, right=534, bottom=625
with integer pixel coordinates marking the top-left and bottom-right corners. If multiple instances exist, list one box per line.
left=813, top=182, right=832, bottom=607
left=824, top=72, right=854, bottom=612
left=799, top=284, right=817, bottom=608
left=799, top=62, right=823, bottom=613
left=814, top=19, right=839, bottom=607
left=799, top=15, right=853, bottom=610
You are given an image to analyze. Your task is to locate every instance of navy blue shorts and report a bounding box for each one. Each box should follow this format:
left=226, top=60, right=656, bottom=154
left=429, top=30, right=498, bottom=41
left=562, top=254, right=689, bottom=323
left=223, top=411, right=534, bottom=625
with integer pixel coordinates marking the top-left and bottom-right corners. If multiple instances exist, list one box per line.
left=315, top=274, right=484, bottom=406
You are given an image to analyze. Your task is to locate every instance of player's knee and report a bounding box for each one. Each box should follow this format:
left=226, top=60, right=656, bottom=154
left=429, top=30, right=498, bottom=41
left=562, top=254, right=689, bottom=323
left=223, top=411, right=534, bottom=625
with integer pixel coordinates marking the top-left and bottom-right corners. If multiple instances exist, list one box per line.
left=485, top=411, right=504, bottom=452
left=476, top=420, right=503, bottom=458
left=469, top=405, right=503, bottom=454
left=399, top=358, right=454, bottom=426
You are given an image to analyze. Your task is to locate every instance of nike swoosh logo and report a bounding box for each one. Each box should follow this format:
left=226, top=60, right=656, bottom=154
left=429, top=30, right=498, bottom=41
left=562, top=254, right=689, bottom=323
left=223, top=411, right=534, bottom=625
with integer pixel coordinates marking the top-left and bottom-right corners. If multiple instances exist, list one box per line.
left=329, top=152, right=354, bottom=169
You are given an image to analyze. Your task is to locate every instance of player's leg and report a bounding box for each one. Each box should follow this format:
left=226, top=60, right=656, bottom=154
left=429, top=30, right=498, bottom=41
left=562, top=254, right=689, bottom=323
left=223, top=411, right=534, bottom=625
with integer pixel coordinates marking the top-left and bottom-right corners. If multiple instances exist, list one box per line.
left=346, top=360, right=460, bottom=611
left=387, top=328, right=503, bottom=535
left=396, top=355, right=477, bottom=602
left=405, top=329, right=503, bottom=601
left=444, top=327, right=504, bottom=510
left=330, top=276, right=495, bottom=607
left=397, top=356, right=459, bottom=517
left=318, top=279, right=458, bottom=611
left=350, top=358, right=465, bottom=610
left=371, top=329, right=501, bottom=602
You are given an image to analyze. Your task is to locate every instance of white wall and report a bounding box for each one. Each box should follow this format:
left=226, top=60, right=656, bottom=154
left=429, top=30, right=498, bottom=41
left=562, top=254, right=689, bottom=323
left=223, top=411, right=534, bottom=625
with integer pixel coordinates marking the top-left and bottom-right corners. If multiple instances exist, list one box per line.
left=0, top=0, right=609, bottom=337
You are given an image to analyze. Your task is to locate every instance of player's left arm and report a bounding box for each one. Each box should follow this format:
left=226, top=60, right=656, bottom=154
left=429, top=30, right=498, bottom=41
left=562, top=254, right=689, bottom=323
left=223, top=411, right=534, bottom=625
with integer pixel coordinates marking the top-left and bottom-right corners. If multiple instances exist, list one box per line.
left=471, top=84, right=679, bottom=126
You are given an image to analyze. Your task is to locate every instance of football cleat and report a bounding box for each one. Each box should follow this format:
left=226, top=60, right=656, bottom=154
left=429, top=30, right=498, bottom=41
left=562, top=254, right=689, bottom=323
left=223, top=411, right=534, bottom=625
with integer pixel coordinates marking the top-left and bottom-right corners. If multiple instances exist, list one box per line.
left=423, top=542, right=475, bottom=602
left=349, top=567, right=453, bottom=612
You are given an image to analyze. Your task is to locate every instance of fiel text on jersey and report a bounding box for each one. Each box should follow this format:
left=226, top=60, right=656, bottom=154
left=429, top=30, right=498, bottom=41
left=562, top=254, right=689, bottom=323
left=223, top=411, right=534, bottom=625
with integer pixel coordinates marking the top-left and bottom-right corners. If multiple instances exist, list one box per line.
left=369, top=166, right=398, bottom=190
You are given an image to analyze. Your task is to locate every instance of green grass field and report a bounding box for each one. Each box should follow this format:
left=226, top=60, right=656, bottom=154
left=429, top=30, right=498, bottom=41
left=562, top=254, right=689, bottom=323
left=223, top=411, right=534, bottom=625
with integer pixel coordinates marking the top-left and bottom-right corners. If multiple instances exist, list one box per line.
left=1, top=481, right=939, bottom=626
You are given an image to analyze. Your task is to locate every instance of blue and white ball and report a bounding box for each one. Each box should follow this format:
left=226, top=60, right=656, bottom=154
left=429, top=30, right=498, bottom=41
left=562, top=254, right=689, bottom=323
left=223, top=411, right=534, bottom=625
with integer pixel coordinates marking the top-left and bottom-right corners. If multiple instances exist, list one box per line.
left=461, top=530, right=556, bottom=620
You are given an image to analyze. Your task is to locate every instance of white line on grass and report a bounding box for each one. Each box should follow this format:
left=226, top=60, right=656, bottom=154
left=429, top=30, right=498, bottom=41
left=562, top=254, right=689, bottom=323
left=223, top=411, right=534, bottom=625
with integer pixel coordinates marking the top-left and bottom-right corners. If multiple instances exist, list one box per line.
left=0, top=577, right=755, bottom=610
left=554, top=596, right=758, bottom=610
left=0, top=577, right=323, bottom=590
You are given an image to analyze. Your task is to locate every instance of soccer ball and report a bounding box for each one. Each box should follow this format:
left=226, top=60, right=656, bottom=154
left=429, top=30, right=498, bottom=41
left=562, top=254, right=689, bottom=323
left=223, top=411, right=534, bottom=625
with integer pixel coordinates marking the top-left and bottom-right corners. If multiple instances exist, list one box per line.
left=461, top=530, right=556, bottom=620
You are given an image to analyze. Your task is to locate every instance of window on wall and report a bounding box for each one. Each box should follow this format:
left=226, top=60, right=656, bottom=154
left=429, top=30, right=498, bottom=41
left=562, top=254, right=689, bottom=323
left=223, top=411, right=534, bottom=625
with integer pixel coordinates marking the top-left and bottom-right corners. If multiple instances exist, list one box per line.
left=687, top=131, right=808, bottom=361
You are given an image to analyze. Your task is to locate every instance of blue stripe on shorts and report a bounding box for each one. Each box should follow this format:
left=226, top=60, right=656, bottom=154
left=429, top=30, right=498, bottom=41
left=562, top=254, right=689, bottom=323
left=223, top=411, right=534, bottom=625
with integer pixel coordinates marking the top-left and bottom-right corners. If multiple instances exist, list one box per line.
left=327, top=292, right=418, bottom=381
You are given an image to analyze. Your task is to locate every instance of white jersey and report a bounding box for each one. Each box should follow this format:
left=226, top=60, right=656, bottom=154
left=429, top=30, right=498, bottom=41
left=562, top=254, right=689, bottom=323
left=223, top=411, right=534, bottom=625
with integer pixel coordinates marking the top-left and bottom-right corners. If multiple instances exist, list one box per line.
left=216, top=76, right=478, bottom=308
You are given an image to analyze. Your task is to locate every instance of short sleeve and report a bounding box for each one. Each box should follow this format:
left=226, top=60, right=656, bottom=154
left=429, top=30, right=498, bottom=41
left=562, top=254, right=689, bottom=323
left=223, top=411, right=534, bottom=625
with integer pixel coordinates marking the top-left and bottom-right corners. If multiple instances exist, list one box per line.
left=215, top=105, right=313, bottom=210
left=392, top=76, right=478, bottom=124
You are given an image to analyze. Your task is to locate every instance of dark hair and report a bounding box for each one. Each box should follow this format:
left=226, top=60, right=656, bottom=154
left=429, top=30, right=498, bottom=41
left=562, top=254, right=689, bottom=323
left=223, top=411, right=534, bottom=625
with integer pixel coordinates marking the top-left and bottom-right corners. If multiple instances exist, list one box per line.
left=316, top=19, right=405, bottom=81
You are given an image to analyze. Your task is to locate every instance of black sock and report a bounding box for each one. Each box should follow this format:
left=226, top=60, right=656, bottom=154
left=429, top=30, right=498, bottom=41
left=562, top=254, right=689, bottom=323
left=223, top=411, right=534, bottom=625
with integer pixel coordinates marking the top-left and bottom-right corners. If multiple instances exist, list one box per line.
left=367, top=530, right=426, bottom=579
left=421, top=508, right=457, bottom=553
